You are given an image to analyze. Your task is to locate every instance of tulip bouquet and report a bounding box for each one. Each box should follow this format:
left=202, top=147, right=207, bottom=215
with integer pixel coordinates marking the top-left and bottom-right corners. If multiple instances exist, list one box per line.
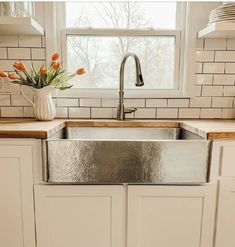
left=0, top=53, right=85, bottom=90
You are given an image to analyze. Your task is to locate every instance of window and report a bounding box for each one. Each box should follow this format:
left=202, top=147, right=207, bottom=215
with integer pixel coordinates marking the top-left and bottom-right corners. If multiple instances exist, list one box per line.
left=59, top=2, right=189, bottom=96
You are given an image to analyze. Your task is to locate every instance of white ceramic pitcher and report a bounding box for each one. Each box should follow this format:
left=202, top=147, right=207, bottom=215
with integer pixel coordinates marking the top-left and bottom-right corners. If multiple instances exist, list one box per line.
left=21, top=85, right=56, bottom=121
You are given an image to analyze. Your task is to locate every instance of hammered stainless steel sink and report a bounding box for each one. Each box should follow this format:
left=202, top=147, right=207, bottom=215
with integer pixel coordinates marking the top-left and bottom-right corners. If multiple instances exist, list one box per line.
left=42, top=127, right=211, bottom=184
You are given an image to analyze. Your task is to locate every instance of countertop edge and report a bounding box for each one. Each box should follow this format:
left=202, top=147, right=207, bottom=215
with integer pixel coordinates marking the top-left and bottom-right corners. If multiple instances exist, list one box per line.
left=0, top=119, right=235, bottom=140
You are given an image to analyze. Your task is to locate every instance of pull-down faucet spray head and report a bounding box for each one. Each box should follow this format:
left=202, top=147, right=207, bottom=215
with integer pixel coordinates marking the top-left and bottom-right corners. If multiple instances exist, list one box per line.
left=135, top=73, right=144, bottom=87
left=134, top=56, right=144, bottom=87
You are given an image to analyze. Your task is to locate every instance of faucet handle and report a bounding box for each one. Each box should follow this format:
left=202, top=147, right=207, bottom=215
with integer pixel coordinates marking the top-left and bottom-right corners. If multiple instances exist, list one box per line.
left=124, top=107, right=137, bottom=114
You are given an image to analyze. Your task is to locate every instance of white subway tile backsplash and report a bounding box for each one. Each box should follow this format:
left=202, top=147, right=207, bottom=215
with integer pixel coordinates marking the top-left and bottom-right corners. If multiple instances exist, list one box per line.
left=179, top=108, right=200, bottom=118
left=102, top=98, right=118, bottom=107
left=203, top=63, right=225, bottom=74
left=0, top=48, right=7, bottom=59
left=124, top=99, right=145, bottom=107
left=57, top=98, right=79, bottom=107
left=0, top=60, right=15, bottom=71
left=135, top=108, right=156, bottom=118
left=146, top=99, right=167, bottom=107
left=196, top=74, right=213, bottom=85
left=194, top=86, right=202, bottom=96
left=1, top=107, right=23, bottom=117
left=225, top=63, right=235, bottom=74
left=91, top=108, right=112, bottom=118
left=80, top=98, right=101, bottom=107
left=190, top=97, right=211, bottom=107
left=41, top=37, right=46, bottom=47
left=196, top=38, right=204, bottom=50
left=69, top=108, right=90, bottom=118
left=212, top=97, right=233, bottom=107
left=213, top=75, right=235, bottom=85
left=196, top=51, right=214, bottom=62
left=23, top=107, right=34, bottom=117
left=6, top=81, right=21, bottom=94
left=11, top=95, right=33, bottom=106
left=202, top=86, right=223, bottom=96
left=168, top=99, right=189, bottom=107
left=8, top=48, right=31, bottom=59
left=157, top=108, right=178, bottom=118
left=196, top=63, right=203, bottom=73
left=0, top=36, right=18, bottom=47
left=200, top=108, right=222, bottom=118
left=222, top=109, right=235, bottom=118
left=0, top=95, right=11, bottom=106
left=224, top=86, right=235, bottom=96
left=204, top=38, right=226, bottom=50
left=31, top=48, right=46, bottom=60
left=215, top=51, right=235, bottom=62
left=19, top=36, right=42, bottom=47
left=227, top=39, right=235, bottom=50
left=56, top=107, right=68, bottom=118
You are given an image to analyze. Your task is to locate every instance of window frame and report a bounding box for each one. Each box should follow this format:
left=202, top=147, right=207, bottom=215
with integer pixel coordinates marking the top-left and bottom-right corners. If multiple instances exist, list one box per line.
left=48, top=2, right=196, bottom=98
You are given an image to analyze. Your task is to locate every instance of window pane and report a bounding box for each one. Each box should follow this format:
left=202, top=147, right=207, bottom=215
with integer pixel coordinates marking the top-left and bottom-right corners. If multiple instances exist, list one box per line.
left=66, top=2, right=177, bottom=29
left=67, top=35, right=176, bottom=89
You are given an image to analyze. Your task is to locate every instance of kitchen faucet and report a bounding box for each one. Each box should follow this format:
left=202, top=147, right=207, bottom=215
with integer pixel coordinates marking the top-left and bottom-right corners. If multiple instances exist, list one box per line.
left=117, top=53, right=144, bottom=120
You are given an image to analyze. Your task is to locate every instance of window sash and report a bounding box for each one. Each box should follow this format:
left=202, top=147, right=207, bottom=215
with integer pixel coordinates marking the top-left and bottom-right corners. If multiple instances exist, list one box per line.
left=61, top=29, right=181, bottom=89
left=54, top=2, right=191, bottom=98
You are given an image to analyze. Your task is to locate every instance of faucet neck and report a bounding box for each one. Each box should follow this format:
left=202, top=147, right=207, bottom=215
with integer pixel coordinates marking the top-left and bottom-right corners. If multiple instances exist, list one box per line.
left=119, top=52, right=141, bottom=92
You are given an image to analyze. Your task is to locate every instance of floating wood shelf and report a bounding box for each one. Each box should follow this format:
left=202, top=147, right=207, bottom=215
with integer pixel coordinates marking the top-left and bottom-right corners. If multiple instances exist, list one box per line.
left=198, top=22, right=235, bottom=38
left=0, top=16, right=44, bottom=35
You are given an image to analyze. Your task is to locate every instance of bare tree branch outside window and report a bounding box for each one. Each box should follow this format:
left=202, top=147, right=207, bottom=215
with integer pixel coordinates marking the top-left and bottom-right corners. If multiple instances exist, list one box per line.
left=66, top=2, right=177, bottom=89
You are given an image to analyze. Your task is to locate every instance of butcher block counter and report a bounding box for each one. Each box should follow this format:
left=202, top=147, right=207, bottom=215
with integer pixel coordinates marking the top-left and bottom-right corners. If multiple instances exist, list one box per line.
left=0, top=118, right=235, bottom=139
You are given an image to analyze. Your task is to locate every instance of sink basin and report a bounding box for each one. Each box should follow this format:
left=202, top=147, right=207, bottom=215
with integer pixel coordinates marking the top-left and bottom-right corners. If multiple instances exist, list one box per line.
left=65, top=127, right=180, bottom=140
left=43, top=127, right=211, bottom=184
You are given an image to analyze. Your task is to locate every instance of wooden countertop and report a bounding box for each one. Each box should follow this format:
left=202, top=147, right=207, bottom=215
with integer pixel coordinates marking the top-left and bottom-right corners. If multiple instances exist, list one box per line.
left=0, top=118, right=235, bottom=140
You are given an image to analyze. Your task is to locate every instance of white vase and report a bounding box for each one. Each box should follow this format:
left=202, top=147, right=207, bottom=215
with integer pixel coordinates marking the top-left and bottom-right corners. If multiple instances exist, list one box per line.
left=21, top=85, right=56, bottom=121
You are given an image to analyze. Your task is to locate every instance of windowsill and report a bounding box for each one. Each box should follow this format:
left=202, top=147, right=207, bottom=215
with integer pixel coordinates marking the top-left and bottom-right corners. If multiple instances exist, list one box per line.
left=54, top=88, right=195, bottom=99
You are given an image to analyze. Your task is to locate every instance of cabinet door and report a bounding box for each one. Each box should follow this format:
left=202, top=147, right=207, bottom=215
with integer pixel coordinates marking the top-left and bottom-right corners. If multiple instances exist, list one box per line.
left=127, top=185, right=216, bottom=247
left=0, top=141, right=36, bottom=247
left=34, top=185, right=125, bottom=247
left=215, top=181, right=235, bottom=247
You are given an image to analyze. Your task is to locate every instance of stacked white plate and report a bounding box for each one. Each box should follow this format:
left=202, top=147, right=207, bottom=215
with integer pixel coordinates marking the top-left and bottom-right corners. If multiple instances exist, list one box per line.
left=208, top=3, right=235, bottom=24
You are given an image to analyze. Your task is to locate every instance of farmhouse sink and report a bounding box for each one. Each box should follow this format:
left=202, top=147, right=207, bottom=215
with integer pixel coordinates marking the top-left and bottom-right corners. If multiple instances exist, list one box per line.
left=42, top=127, right=211, bottom=184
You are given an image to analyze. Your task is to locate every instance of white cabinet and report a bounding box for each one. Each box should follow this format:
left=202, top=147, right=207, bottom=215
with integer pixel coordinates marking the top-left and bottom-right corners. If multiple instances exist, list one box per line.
left=34, top=185, right=125, bottom=247
left=215, top=181, right=235, bottom=247
left=0, top=140, right=38, bottom=247
left=127, top=185, right=217, bottom=247
left=34, top=184, right=217, bottom=247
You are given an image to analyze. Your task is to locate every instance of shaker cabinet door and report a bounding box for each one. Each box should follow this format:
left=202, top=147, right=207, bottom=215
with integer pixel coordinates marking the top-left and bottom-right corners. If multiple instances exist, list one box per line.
left=215, top=181, right=235, bottom=247
left=127, top=185, right=216, bottom=247
left=0, top=141, right=36, bottom=247
left=34, top=185, right=125, bottom=247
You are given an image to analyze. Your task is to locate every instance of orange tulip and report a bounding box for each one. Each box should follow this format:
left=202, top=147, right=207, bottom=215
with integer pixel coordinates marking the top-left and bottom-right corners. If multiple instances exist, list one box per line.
left=51, top=61, right=61, bottom=70
left=0, top=71, right=8, bottom=77
left=8, top=73, right=17, bottom=80
left=76, top=68, right=86, bottom=75
left=52, top=53, right=60, bottom=61
left=14, top=62, right=26, bottom=71
left=40, top=67, right=48, bottom=75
